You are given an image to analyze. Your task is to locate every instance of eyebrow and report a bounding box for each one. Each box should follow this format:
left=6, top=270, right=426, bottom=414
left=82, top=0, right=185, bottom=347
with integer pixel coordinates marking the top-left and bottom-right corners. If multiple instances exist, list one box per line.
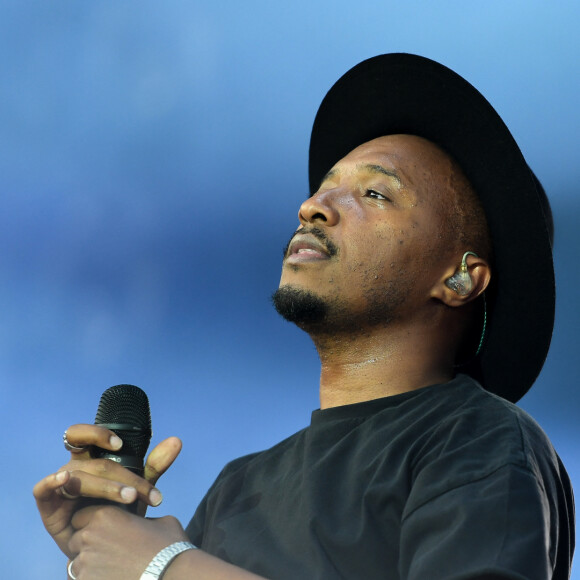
left=360, top=163, right=402, bottom=186
left=320, top=164, right=402, bottom=187
left=320, top=168, right=338, bottom=184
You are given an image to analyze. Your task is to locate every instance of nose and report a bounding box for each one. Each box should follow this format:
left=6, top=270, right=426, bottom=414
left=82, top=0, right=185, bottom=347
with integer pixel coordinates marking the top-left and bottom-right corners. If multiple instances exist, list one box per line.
left=298, top=189, right=340, bottom=226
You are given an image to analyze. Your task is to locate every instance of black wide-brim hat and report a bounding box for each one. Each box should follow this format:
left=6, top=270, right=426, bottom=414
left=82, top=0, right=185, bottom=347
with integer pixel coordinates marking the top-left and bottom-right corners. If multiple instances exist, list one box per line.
left=309, top=53, right=555, bottom=403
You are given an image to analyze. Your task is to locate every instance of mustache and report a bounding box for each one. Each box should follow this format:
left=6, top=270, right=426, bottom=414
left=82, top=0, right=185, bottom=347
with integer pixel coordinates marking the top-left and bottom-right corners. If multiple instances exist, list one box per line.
left=282, top=226, right=339, bottom=258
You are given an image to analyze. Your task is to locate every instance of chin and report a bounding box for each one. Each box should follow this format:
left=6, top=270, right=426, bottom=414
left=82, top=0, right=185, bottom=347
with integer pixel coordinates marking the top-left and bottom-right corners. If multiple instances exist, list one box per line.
left=271, top=285, right=329, bottom=326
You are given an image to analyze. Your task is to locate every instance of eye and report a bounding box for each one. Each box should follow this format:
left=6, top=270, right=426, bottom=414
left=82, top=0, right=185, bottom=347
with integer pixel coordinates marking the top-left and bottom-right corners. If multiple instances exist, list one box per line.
left=365, top=189, right=391, bottom=202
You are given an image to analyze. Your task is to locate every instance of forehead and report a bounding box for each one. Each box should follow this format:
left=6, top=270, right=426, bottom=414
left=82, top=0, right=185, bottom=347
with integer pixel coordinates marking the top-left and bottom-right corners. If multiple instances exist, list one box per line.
left=334, top=134, right=454, bottom=177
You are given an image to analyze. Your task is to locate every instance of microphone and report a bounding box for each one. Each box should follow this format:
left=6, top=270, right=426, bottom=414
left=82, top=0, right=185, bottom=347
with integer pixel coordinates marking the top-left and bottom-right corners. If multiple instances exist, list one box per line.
left=91, top=384, right=152, bottom=511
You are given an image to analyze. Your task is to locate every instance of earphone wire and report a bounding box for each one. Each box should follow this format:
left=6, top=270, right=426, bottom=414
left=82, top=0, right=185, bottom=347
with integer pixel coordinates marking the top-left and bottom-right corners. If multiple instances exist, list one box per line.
left=475, top=292, right=487, bottom=357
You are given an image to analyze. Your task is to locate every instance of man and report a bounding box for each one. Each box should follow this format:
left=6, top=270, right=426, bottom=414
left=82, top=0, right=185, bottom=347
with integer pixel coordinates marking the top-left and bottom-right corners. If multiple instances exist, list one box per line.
left=34, top=54, right=574, bottom=579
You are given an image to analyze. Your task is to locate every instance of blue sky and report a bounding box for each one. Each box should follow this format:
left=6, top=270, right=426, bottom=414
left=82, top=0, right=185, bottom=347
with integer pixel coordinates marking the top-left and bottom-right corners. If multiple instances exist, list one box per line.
left=2, top=1, right=579, bottom=577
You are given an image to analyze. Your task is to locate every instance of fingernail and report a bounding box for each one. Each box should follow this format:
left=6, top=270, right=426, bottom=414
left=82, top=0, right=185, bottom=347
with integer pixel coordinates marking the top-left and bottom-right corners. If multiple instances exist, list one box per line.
left=110, top=435, right=123, bottom=450
left=120, top=486, right=137, bottom=502
left=55, top=471, right=68, bottom=484
left=149, top=488, right=163, bottom=506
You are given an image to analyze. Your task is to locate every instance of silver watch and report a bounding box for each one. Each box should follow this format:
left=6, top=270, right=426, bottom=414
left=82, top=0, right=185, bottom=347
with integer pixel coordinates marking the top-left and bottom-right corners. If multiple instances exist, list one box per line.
left=140, top=541, right=197, bottom=580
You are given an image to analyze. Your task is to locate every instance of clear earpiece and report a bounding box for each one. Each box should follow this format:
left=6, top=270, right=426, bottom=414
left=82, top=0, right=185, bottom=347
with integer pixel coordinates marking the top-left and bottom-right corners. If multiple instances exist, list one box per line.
left=445, top=251, right=478, bottom=296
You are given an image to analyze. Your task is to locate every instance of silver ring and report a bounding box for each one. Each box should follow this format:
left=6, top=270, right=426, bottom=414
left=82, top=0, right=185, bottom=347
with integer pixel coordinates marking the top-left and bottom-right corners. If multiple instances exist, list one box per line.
left=63, top=430, right=86, bottom=453
left=59, top=485, right=80, bottom=501
left=68, top=559, right=77, bottom=579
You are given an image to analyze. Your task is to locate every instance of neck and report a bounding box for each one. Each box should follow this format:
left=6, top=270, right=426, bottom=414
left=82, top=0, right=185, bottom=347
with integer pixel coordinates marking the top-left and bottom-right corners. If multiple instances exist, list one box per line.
left=311, top=323, right=456, bottom=409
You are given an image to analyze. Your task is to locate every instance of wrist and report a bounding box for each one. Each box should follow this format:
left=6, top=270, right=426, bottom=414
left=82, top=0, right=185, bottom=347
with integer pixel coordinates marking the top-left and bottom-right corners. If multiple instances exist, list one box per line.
left=140, top=541, right=197, bottom=580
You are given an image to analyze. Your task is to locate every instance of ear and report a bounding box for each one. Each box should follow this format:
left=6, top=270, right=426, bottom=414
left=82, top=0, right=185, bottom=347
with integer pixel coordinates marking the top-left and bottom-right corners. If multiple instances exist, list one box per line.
left=431, top=253, right=491, bottom=307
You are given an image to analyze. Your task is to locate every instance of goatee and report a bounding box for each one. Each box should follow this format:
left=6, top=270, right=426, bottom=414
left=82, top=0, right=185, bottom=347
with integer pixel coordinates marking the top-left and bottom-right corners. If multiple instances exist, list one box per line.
left=271, top=285, right=329, bottom=327
left=272, top=282, right=406, bottom=334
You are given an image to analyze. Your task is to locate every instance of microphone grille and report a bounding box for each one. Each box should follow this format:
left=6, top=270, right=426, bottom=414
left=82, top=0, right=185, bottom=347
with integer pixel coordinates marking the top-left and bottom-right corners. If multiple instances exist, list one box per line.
left=94, top=384, right=152, bottom=460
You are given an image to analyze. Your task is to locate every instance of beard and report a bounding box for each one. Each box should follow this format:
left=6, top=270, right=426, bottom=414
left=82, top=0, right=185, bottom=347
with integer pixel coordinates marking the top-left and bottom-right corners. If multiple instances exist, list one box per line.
left=271, top=285, right=330, bottom=327
left=271, top=282, right=407, bottom=335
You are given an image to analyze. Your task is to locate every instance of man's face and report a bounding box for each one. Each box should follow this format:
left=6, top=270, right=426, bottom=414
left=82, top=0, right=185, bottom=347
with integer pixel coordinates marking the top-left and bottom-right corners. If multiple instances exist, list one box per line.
left=274, top=134, right=460, bottom=332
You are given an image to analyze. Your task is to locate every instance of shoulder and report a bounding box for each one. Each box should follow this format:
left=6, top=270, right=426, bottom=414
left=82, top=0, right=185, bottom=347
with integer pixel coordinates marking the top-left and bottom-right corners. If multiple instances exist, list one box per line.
left=354, top=374, right=555, bottom=466
left=397, top=378, right=574, bottom=578
left=434, top=375, right=558, bottom=471
left=401, top=375, right=563, bottom=512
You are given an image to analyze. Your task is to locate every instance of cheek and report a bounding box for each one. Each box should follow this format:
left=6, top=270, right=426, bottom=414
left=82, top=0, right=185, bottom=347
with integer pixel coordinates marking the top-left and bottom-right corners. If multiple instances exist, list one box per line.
left=342, top=231, right=408, bottom=283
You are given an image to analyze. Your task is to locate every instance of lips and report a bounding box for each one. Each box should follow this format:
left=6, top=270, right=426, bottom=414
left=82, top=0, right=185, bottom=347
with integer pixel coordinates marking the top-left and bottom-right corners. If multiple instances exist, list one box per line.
left=285, top=232, right=331, bottom=263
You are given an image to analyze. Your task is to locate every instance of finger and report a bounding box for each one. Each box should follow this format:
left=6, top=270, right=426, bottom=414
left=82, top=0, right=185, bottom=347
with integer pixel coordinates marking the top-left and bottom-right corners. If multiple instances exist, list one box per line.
left=77, top=457, right=160, bottom=498
left=65, top=460, right=163, bottom=507
left=39, top=457, right=142, bottom=501
left=68, top=559, right=78, bottom=580
left=33, top=471, right=78, bottom=545
left=64, top=424, right=124, bottom=455
left=143, top=437, right=182, bottom=486
left=33, top=470, right=70, bottom=503
left=63, top=470, right=139, bottom=506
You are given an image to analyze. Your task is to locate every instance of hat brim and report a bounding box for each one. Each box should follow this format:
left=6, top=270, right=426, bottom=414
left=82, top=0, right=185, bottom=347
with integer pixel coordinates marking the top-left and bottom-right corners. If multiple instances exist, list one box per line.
left=308, top=53, right=554, bottom=402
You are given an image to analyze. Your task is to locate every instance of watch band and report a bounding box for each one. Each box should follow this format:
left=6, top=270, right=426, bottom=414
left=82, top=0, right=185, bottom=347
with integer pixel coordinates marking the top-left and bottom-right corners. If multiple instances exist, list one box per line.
left=140, top=541, right=197, bottom=580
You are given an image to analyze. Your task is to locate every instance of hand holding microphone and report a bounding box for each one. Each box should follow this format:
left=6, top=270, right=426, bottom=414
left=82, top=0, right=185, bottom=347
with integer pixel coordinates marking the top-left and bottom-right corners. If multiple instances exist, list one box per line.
left=33, top=384, right=183, bottom=559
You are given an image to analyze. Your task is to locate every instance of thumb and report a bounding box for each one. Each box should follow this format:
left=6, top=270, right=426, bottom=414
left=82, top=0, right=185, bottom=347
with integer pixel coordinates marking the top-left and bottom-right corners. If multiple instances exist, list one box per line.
left=143, top=437, right=182, bottom=486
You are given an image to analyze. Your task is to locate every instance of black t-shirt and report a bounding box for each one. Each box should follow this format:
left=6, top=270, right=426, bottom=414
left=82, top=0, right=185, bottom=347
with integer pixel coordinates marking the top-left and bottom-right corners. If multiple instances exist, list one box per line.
left=187, top=375, right=574, bottom=579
